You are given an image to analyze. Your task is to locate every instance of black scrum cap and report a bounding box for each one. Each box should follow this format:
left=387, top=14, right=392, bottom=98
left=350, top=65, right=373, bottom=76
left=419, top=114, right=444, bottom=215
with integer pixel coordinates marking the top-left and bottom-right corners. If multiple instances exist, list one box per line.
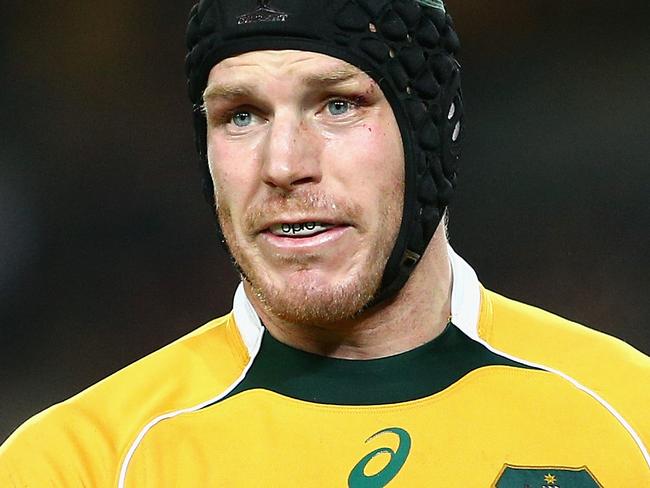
left=185, top=0, right=463, bottom=306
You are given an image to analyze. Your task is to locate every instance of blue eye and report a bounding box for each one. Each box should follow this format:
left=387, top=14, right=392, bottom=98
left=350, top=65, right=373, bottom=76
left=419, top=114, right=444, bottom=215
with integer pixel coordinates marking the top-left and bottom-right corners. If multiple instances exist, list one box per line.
left=327, top=100, right=351, bottom=116
left=231, top=111, right=252, bottom=127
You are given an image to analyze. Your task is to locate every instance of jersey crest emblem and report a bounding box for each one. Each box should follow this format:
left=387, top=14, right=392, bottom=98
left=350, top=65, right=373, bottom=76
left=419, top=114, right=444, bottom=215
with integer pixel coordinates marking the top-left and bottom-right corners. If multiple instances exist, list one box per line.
left=348, top=427, right=411, bottom=488
left=493, top=464, right=603, bottom=488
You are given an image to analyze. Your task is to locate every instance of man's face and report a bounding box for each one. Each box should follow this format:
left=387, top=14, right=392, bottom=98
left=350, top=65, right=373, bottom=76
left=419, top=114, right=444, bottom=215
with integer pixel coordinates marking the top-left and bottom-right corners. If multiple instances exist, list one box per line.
left=203, top=50, right=404, bottom=325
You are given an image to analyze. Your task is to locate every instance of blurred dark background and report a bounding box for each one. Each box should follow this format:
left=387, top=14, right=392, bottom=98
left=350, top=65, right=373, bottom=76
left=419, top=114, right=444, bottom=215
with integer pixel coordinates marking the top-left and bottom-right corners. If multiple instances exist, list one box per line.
left=1, top=0, right=648, bottom=442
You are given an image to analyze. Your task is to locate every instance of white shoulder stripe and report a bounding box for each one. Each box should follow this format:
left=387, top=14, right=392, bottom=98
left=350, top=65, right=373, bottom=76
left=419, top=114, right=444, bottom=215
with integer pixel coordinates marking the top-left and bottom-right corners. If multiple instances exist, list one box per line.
left=117, top=284, right=264, bottom=488
left=448, top=246, right=650, bottom=469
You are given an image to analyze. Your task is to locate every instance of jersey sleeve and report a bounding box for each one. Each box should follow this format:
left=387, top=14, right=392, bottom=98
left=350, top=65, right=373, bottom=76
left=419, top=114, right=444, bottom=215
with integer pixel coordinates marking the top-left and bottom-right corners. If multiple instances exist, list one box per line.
left=0, top=404, right=118, bottom=487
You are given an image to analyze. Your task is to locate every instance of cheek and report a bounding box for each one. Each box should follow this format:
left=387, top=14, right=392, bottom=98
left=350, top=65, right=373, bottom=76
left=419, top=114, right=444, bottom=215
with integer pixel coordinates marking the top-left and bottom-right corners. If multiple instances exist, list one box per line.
left=207, top=136, right=239, bottom=181
left=324, top=123, right=404, bottom=226
left=333, top=122, right=404, bottom=181
left=208, top=169, right=244, bottom=236
left=207, top=139, right=259, bottom=215
left=359, top=122, right=405, bottom=214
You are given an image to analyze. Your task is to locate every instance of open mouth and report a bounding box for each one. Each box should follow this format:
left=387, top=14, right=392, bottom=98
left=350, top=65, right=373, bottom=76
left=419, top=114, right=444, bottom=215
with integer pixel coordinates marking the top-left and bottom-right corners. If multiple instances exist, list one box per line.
left=268, top=222, right=336, bottom=238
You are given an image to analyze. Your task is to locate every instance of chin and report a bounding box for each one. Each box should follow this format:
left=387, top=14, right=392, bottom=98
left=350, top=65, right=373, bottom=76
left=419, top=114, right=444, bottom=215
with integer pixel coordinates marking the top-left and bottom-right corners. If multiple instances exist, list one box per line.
left=247, top=267, right=380, bottom=326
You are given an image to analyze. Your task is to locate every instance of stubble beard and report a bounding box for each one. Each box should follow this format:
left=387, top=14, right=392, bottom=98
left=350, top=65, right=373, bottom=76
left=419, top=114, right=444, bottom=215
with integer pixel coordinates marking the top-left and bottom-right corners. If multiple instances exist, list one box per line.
left=216, top=191, right=401, bottom=327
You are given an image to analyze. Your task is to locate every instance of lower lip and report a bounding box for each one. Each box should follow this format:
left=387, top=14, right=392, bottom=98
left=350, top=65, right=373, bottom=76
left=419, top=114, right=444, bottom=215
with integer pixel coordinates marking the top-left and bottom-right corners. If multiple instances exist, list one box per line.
left=260, top=226, right=351, bottom=250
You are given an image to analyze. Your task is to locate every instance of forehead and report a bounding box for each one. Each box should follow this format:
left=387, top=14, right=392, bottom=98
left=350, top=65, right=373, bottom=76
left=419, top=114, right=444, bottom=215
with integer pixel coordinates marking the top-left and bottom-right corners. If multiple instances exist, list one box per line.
left=205, top=50, right=371, bottom=94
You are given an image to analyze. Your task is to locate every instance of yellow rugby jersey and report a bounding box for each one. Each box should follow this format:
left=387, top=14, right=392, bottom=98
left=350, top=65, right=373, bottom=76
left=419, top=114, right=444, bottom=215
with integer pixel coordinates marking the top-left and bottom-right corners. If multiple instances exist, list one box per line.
left=1, top=249, right=649, bottom=487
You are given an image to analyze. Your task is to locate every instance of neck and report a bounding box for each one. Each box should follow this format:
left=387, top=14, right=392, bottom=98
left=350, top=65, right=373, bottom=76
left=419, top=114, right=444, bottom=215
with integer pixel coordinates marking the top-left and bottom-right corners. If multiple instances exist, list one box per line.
left=246, top=226, right=452, bottom=359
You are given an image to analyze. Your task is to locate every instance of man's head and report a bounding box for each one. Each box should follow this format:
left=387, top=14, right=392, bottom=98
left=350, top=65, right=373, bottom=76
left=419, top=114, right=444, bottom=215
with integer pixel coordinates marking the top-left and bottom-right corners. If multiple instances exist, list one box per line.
left=186, top=0, right=463, bottom=316
left=203, top=50, right=404, bottom=325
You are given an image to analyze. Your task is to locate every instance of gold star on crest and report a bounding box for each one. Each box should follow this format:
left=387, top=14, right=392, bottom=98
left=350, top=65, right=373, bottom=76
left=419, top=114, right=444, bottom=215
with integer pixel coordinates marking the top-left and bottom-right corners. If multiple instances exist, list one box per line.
left=544, top=473, right=557, bottom=485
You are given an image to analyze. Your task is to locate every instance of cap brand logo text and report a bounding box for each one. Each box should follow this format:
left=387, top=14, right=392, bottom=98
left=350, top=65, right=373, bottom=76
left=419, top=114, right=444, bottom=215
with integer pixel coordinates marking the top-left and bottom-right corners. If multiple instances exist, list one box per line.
left=238, top=0, right=289, bottom=25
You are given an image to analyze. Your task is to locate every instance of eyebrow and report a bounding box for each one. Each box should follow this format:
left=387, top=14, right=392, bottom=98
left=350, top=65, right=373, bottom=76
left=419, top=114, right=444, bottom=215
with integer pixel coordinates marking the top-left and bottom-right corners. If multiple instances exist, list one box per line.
left=202, top=66, right=363, bottom=103
left=302, top=66, right=361, bottom=87
left=203, top=83, right=256, bottom=103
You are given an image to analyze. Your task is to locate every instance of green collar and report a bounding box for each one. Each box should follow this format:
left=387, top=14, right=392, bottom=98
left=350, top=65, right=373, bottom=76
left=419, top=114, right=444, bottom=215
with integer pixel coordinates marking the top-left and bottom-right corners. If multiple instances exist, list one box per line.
left=227, top=323, right=529, bottom=405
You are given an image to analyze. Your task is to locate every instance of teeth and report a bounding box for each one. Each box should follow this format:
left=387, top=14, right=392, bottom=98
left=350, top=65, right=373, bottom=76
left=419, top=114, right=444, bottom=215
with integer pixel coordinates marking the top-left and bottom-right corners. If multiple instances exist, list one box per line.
left=269, top=222, right=334, bottom=237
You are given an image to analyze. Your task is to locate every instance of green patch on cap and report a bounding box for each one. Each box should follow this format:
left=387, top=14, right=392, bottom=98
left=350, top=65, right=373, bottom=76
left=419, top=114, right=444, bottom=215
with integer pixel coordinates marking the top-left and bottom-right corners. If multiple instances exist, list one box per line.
left=416, top=0, right=446, bottom=12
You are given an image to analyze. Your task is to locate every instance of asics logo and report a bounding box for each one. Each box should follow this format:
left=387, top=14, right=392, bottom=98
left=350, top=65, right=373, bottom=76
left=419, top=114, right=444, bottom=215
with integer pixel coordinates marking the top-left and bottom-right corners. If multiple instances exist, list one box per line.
left=348, top=427, right=412, bottom=488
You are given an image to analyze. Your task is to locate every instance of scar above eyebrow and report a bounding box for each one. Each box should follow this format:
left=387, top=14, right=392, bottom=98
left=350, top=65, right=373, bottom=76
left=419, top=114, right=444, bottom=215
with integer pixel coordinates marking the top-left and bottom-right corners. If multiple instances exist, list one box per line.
left=202, top=66, right=366, bottom=103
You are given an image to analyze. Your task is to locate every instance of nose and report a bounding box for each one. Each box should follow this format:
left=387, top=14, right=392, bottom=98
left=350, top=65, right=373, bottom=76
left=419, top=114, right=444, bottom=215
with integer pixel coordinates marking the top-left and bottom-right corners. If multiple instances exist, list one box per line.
left=260, top=111, right=321, bottom=191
